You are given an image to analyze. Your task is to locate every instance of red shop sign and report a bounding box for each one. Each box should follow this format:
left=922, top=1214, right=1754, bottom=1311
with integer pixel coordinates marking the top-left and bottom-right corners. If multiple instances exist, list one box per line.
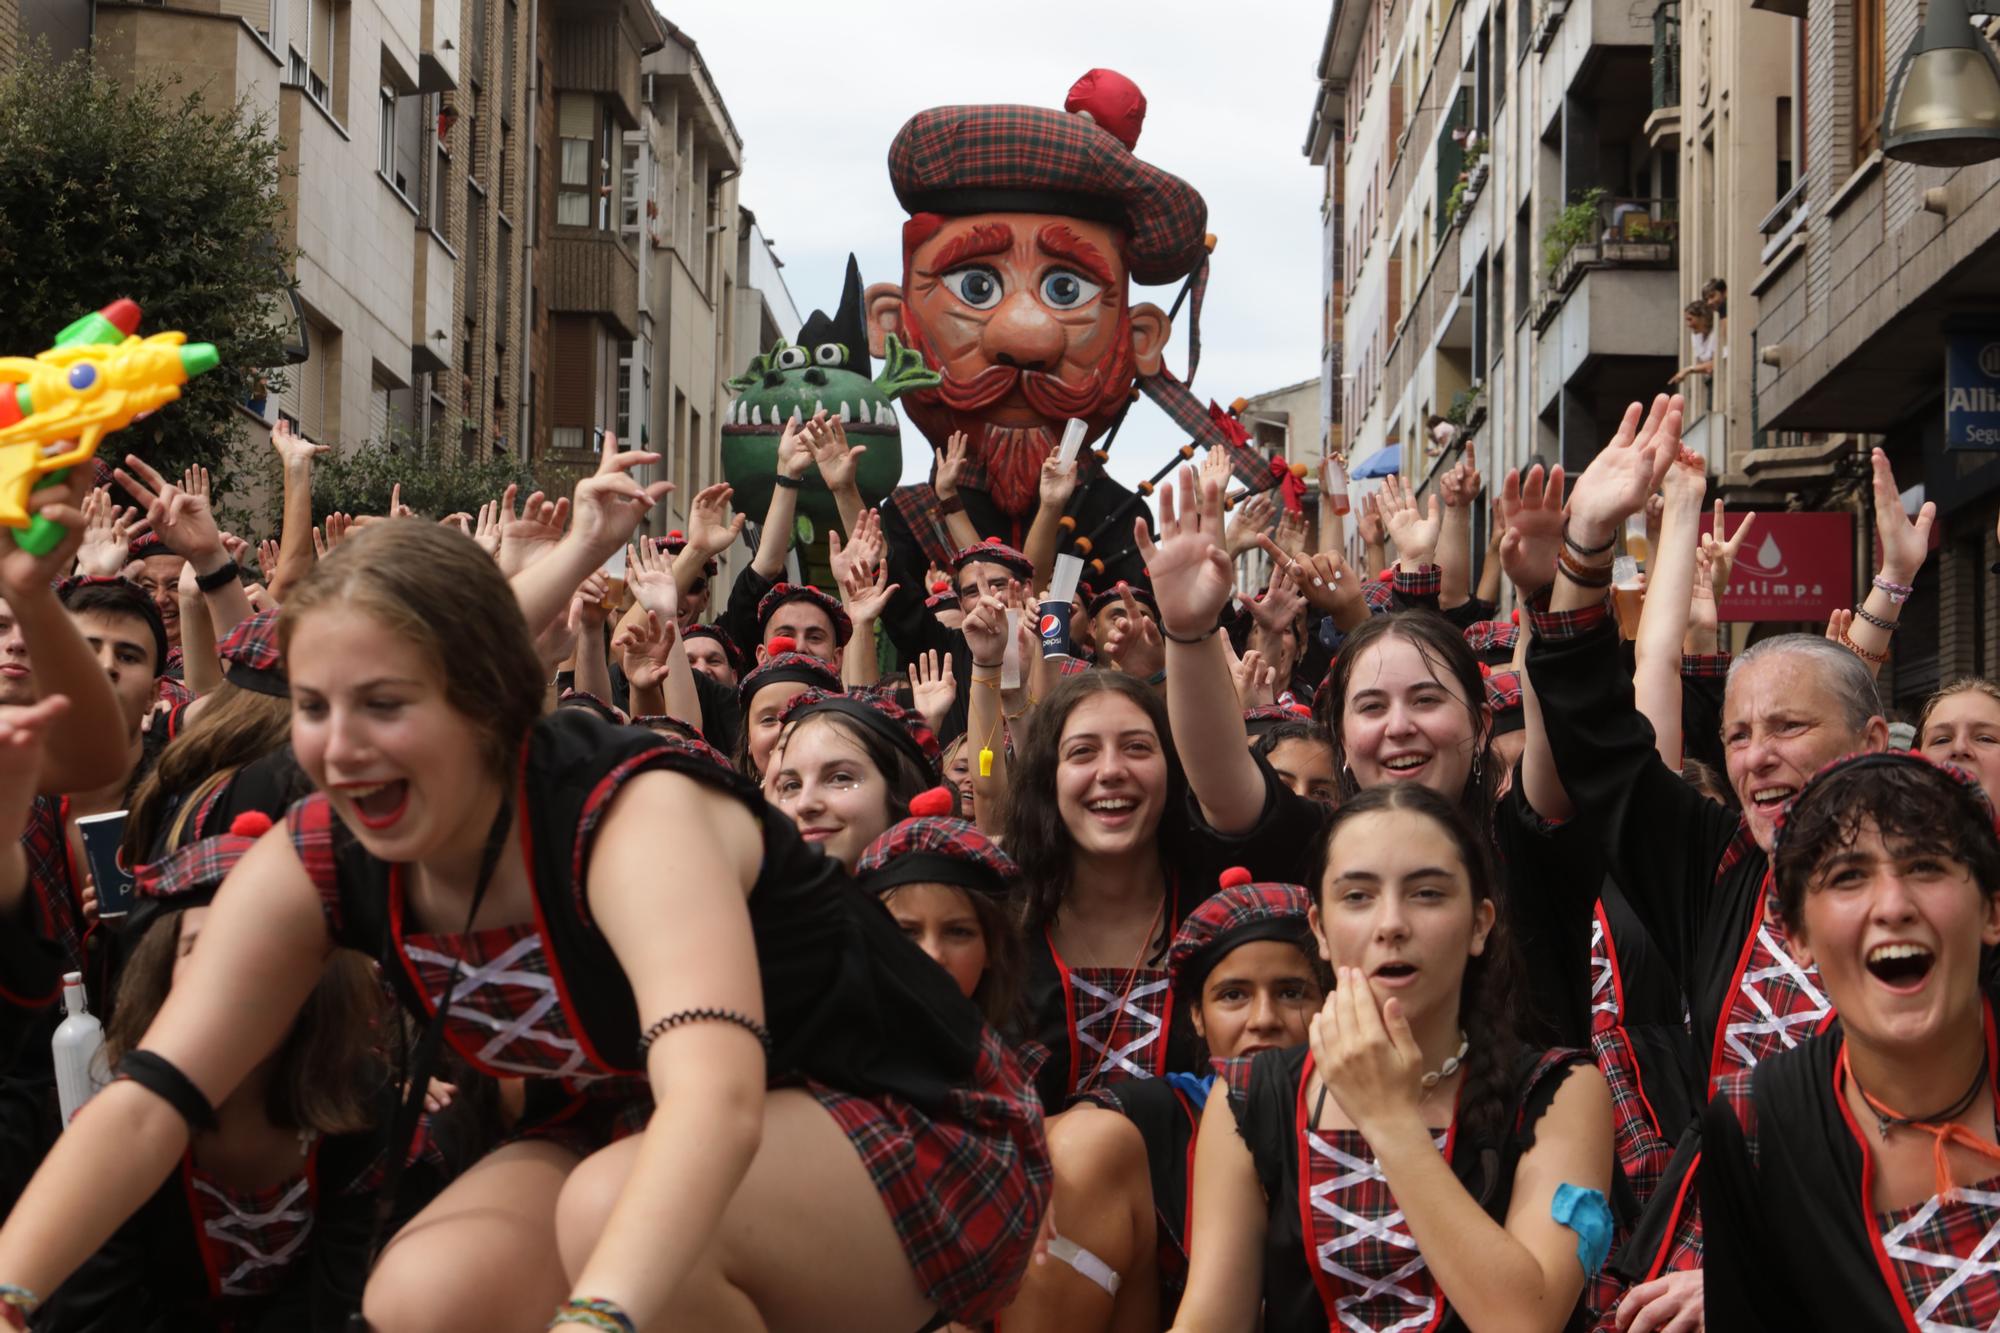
left=1696, top=511, right=1853, bottom=623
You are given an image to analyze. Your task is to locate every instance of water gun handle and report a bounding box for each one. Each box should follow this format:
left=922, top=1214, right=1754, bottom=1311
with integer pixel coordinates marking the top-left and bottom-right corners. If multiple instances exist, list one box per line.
left=17, top=469, right=72, bottom=557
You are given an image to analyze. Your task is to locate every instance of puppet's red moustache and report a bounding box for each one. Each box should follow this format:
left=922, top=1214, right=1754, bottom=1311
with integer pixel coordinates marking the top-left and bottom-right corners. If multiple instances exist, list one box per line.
left=931, top=363, right=1110, bottom=418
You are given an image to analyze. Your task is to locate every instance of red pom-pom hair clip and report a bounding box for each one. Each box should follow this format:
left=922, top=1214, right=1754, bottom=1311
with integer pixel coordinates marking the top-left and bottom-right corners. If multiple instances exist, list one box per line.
left=1218, top=866, right=1254, bottom=890
left=930, top=580, right=951, bottom=594
left=908, top=787, right=956, bottom=818
left=768, top=635, right=798, bottom=655
left=229, top=811, right=274, bottom=838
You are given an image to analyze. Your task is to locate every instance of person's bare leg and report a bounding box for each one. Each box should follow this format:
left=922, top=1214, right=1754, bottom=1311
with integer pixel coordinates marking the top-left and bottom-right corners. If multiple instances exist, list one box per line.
left=989, top=1105, right=1159, bottom=1333
left=556, top=1089, right=940, bottom=1333
left=363, top=1139, right=580, bottom=1333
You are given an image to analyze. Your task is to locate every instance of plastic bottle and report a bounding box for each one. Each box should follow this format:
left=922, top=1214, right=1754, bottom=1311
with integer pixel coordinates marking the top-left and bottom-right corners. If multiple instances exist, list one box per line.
left=52, top=972, right=108, bottom=1128
left=1325, top=453, right=1351, bottom=515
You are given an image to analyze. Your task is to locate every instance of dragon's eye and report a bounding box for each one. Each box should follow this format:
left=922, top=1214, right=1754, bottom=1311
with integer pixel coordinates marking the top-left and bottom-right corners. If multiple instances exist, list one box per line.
left=775, top=346, right=808, bottom=370
left=813, top=345, right=846, bottom=367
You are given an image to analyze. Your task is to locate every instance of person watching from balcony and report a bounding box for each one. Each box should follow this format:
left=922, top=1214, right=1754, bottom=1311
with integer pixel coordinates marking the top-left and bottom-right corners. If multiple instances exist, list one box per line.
left=1669, top=302, right=1717, bottom=389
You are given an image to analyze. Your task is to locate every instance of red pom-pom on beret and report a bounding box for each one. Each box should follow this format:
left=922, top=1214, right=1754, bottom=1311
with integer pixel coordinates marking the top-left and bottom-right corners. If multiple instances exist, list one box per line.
left=908, top=787, right=956, bottom=819
left=229, top=812, right=274, bottom=838
left=768, top=635, right=798, bottom=655
left=1218, top=866, right=1254, bottom=890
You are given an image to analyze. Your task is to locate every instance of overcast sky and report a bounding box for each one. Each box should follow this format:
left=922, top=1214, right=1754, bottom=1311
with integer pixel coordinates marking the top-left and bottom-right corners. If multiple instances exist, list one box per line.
left=662, top=0, right=1328, bottom=494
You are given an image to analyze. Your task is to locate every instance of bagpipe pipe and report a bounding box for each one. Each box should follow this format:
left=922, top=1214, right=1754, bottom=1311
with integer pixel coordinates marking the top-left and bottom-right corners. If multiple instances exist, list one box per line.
left=1055, top=241, right=1309, bottom=583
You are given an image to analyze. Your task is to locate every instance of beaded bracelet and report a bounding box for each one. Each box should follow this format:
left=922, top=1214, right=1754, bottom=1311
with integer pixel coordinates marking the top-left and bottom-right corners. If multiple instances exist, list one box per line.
left=0, top=1285, right=37, bottom=1330
left=1872, top=574, right=1914, bottom=604
left=1853, top=605, right=1898, bottom=633
left=550, top=1297, right=637, bottom=1332
left=637, top=1007, right=772, bottom=1056
left=1838, top=630, right=1888, bottom=666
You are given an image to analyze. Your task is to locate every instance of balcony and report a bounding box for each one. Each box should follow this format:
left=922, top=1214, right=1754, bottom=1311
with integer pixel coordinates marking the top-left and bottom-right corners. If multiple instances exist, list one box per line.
left=1533, top=193, right=1678, bottom=330
left=419, top=0, right=460, bottom=91
left=547, top=230, right=639, bottom=339
left=413, top=227, right=454, bottom=374
left=1534, top=195, right=1678, bottom=420
left=1651, top=2, right=1679, bottom=110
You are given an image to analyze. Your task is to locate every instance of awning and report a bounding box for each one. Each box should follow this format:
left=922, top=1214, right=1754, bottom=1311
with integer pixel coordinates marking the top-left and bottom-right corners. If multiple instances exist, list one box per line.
left=1350, top=443, right=1402, bottom=478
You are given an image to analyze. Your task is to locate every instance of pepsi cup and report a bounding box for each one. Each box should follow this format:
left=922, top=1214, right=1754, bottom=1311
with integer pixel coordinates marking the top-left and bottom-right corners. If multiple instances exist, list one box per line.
left=1037, top=599, right=1074, bottom=658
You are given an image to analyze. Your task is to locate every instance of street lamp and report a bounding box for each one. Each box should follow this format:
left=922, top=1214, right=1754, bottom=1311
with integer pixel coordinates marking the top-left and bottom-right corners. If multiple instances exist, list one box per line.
left=1883, top=0, right=2000, bottom=167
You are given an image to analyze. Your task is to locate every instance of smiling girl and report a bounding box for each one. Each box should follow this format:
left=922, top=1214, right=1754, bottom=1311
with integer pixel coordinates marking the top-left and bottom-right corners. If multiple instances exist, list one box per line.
left=0, top=503, right=1047, bottom=1333
left=1920, top=678, right=2000, bottom=807
left=1703, top=752, right=2000, bottom=1329
left=762, top=689, right=938, bottom=872
left=1171, top=785, right=1613, bottom=1333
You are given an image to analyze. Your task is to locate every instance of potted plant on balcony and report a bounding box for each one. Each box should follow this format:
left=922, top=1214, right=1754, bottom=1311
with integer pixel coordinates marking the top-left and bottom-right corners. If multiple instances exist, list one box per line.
left=1465, top=138, right=1490, bottom=193
left=1541, top=187, right=1607, bottom=287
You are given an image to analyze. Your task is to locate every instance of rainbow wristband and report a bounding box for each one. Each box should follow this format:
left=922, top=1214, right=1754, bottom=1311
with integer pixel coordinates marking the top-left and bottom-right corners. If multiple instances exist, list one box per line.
left=549, top=1297, right=637, bottom=1333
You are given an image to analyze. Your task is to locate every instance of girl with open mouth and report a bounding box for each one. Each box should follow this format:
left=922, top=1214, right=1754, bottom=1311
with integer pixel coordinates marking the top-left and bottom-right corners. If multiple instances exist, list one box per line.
left=1704, top=751, right=2000, bottom=1329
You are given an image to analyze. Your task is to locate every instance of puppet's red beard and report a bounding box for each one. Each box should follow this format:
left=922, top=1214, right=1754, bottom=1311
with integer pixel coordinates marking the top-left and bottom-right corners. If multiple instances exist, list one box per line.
left=900, top=312, right=1137, bottom=517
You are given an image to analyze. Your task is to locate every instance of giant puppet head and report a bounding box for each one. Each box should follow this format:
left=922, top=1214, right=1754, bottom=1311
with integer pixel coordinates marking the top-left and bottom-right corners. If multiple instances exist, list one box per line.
left=864, top=70, right=1223, bottom=520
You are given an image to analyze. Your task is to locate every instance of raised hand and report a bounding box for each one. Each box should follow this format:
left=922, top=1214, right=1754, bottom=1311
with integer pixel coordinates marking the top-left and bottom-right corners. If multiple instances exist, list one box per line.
left=1100, top=585, right=1166, bottom=680
left=1039, top=447, right=1078, bottom=511
left=1825, top=607, right=1855, bottom=646
left=909, top=650, right=957, bottom=735
left=74, top=488, right=150, bottom=578
left=1224, top=491, right=1275, bottom=558
left=270, top=417, right=331, bottom=471
left=627, top=539, right=680, bottom=626
left=829, top=508, right=886, bottom=591
left=1134, top=466, right=1235, bottom=640
left=1245, top=560, right=1305, bottom=635
left=472, top=499, right=502, bottom=557
left=1563, top=393, right=1683, bottom=549
left=574, top=571, right=611, bottom=631
left=114, top=455, right=225, bottom=565
left=617, top=611, right=677, bottom=693
left=1378, top=473, right=1442, bottom=568
left=962, top=590, right=1011, bottom=669
left=312, top=511, right=354, bottom=561
left=1231, top=645, right=1278, bottom=709
left=1355, top=489, right=1387, bottom=547
left=0, top=694, right=69, bottom=836
left=386, top=482, right=416, bottom=521
left=684, top=483, right=747, bottom=559
left=569, top=432, right=673, bottom=566
left=838, top=558, right=896, bottom=624
left=1497, top=463, right=1567, bottom=594
left=1293, top=546, right=1366, bottom=623
left=809, top=414, right=866, bottom=492
left=0, top=475, right=88, bottom=599
left=1273, top=506, right=1307, bottom=560
left=1870, top=447, right=1936, bottom=583
left=934, top=430, right=970, bottom=500
left=1700, top=497, right=1755, bottom=598
left=496, top=485, right=568, bottom=577
left=256, top=538, right=281, bottom=585
left=776, top=410, right=811, bottom=481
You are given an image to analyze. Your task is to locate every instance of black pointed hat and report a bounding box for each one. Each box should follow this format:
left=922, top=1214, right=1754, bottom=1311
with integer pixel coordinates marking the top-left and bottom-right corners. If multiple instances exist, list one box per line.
left=795, top=254, right=870, bottom=372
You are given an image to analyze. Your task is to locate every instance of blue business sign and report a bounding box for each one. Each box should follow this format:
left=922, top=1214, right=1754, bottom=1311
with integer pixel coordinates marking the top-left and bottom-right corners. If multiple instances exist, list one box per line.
left=1947, top=333, right=2000, bottom=450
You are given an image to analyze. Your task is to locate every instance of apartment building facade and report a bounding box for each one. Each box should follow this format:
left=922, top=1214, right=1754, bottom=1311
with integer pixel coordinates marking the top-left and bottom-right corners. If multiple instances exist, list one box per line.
left=1746, top=1, right=2000, bottom=709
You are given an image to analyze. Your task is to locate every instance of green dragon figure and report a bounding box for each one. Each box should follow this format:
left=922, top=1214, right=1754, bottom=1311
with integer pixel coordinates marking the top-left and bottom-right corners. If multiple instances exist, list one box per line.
left=722, top=255, right=939, bottom=536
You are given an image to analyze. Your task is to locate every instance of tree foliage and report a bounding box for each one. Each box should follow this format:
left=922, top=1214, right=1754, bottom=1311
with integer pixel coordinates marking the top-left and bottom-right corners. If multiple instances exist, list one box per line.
left=0, top=45, right=290, bottom=494
left=299, top=427, right=533, bottom=526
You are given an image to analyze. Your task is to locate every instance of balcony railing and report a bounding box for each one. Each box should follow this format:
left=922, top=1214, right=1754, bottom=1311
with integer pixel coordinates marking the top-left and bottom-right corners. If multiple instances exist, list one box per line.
left=1534, top=194, right=1679, bottom=329
left=1652, top=1, right=1680, bottom=111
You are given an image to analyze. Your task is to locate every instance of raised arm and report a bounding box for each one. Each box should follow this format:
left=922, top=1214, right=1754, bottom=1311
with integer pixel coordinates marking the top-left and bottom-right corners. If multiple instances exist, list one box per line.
left=0, top=697, right=68, bottom=917
left=114, top=459, right=252, bottom=638
left=1832, top=448, right=1936, bottom=679
left=1632, top=454, right=1707, bottom=770
left=1022, top=447, right=1077, bottom=591
left=830, top=513, right=893, bottom=690
left=0, top=826, right=334, bottom=1311
left=510, top=436, right=670, bottom=640
left=931, top=432, right=986, bottom=556
left=1143, top=468, right=1265, bottom=834
left=566, top=769, right=768, bottom=1324
left=961, top=591, right=1013, bottom=836
left=752, top=414, right=809, bottom=580
left=1437, top=460, right=1478, bottom=611
left=1496, top=463, right=1575, bottom=821
left=267, top=421, right=329, bottom=601
left=0, top=479, right=127, bottom=794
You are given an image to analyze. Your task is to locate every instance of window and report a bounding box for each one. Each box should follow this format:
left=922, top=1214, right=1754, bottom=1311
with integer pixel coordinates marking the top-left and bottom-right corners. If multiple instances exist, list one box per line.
left=378, top=85, right=395, bottom=177
left=597, top=115, right=614, bottom=231
left=557, top=95, right=593, bottom=227
left=427, top=94, right=450, bottom=237
left=620, top=140, right=641, bottom=234
left=285, top=0, right=343, bottom=116
left=615, top=339, right=633, bottom=438
left=1855, top=0, right=1884, bottom=159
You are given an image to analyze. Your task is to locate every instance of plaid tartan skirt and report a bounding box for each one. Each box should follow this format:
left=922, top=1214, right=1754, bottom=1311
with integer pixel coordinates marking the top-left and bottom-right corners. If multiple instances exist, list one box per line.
left=809, top=1027, right=1051, bottom=1324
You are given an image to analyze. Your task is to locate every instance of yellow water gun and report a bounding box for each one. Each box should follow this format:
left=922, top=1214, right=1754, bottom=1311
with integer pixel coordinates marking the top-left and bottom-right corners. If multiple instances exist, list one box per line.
left=0, top=299, right=219, bottom=555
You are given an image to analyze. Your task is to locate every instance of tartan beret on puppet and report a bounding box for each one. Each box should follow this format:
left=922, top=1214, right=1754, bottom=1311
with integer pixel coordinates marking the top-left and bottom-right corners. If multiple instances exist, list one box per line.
left=856, top=799, right=1019, bottom=900
left=683, top=623, right=745, bottom=672
left=1166, top=867, right=1316, bottom=993
left=216, top=609, right=287, bottom=698
left=1086, top=581, right=1159, bottom=621
left=950, top=538, right=1036, bottom=584
left=886, top=82, right=1208, bottom=287
left=737, top=648, right=841, bottom=706
left=1244, top=701, right=1314, bottom=739
left=1485, top=670, right=1526, bottom=738
left=755, top=583, right=853, bottom=647
left=658, top=530, right=718, bottom=578
left=125, top=812, right=275, bottom=934
left=779, top=687, right=940, bottom=777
